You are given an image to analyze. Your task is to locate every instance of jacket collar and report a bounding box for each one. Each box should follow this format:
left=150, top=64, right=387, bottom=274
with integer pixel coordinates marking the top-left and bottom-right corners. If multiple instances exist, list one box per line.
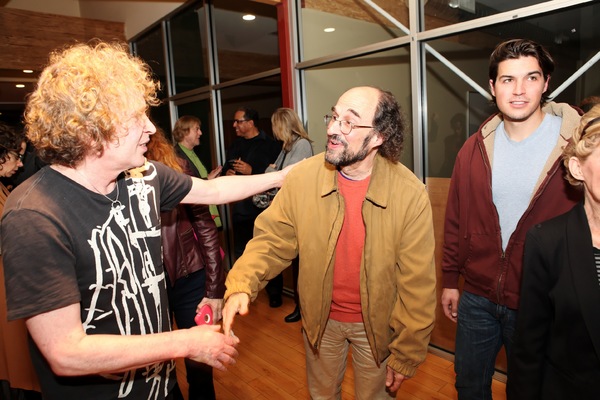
left=479, top=102, right=581, bottom=197
left=319, top=153, right=390, bottom=208
left=567, top=202, right=600, bottom=360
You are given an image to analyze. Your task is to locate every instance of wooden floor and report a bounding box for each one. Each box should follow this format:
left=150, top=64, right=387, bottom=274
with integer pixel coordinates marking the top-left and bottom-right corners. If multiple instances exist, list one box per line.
left=177, top=291, right=507, bottom=399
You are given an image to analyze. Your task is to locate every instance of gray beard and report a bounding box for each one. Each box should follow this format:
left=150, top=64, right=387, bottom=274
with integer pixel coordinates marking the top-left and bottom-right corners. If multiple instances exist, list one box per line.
left=325, top=133, right=373, bottom=167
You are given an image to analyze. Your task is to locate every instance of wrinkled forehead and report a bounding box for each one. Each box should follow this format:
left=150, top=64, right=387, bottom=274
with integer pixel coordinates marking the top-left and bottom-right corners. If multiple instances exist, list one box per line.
left=334, top=87, right=379, bottom=121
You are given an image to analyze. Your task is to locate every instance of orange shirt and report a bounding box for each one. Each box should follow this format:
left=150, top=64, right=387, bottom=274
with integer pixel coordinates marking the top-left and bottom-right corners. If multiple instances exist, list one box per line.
left=329, top=172, right=370, bottom=323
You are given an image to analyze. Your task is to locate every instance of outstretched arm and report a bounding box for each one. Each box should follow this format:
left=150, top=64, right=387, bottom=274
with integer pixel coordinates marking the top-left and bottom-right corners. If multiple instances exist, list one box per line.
left=182, top=164, right=294, bottom=205
left=26, top=303, right=239, bottom=376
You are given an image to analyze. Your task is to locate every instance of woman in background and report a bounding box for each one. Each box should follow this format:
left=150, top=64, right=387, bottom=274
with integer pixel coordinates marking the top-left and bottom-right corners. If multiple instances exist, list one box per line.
left=0, top=123, right=41, bottom=399
left=263, top=108, right=313, bottom=321
left=146, top=128, right=224, bottom=400
left=507, top=105, right=600, bottom=399
left=173, top=115, right=222, bottom=227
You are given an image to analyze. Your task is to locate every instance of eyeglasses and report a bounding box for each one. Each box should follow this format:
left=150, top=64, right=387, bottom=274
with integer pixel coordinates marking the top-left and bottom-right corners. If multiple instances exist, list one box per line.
left=10, top=151, right=24, bottom=162
left=233, top=119, right=249, bottom=124
left=324, top=114, right=373, bottom=135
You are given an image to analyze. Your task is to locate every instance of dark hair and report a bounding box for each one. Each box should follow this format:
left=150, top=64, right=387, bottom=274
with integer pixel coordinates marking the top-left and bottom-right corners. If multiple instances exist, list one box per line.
left=236, top=107, right=259, bottom=127
left=372, top=89, right=405, bottom=162
left=488, top=39, right=554, bottom=105
left=0, top=123, right=26, bottom=165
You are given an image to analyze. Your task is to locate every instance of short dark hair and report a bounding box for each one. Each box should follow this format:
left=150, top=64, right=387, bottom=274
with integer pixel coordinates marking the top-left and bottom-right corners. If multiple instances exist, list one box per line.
left=0, top=123, right=26, bottom=165
left=372, top=89, right=405, bottom=162
left=488, top=39, right=554, bottom=105
left=236, top=107, right=259, bottom=127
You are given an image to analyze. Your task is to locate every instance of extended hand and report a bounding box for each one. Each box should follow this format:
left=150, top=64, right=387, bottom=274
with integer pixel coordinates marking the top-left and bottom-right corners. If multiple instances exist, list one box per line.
left=207, top=166, right=222, bottom=180
left=222, top=293, right=250, bottom=337
left=187, top=325, right=239, bottom=371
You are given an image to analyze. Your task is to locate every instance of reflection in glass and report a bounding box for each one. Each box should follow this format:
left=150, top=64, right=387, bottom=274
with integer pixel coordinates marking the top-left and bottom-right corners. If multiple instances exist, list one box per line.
left=170, top=5, right=210, bottom=93
left=304, top=47, right=413, bottom=170
left=213, top=0, right=279, bottom=82
left=301, top=1, right=408, bottom=60
left=133, top=26, right=171, bottom=131
left=423, top=0, right=549, bottom=30
left=133, top=26, right=168, bottom=100
left=425, top=1, right=600, bottom=177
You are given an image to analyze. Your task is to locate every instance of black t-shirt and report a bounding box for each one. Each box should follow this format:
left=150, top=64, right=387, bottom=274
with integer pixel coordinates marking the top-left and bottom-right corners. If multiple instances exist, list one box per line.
left=2, top=161, right=192, bottom=400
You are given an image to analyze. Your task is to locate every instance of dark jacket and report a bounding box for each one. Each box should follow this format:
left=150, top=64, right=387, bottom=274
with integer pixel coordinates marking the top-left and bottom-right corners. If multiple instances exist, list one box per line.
left=222, top=130, right=281, bottom=220
left=161, top=155, right=224, bottom=299
left=507, top=202, right=600, bottom=399
left=441, top=102, right=582, bottom=309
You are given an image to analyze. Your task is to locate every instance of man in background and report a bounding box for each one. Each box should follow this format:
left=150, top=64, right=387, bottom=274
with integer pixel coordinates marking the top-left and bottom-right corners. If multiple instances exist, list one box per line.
left=222, top=107, right=281, bottom=304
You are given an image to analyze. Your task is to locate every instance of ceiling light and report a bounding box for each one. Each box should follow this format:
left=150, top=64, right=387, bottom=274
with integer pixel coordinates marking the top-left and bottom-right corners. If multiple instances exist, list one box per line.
left=324, top=27, right=335, bottom=33
left=23, top=69, right=33, bottom=74
left=16, top=84, right=25, bottom=88
left=242, top=14, right=256, bottom=21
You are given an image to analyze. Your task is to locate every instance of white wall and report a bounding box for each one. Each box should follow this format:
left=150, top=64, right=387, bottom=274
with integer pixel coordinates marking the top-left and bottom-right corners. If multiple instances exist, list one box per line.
left=5, top=0, right=184, bottom=39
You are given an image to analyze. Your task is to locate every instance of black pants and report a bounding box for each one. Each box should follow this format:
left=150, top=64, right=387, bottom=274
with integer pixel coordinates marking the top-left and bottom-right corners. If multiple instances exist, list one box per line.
left=167, top=270, right=216, bottom=400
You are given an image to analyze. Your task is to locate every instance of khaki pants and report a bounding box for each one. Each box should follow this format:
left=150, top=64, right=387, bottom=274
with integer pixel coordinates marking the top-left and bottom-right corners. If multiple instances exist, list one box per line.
left=303, top=319, right=394, bottom=400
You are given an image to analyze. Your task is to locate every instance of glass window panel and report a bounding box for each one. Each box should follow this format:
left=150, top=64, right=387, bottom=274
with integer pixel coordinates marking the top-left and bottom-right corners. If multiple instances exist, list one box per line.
left=426, top=1, right=600, bottom=178
left=304, top=47, right=413, bottom=170
left=134, top=27, right=173, bottom=139
left=219, top=75, right=283, bottom=151
left=133, top=26, right=168, bottom=100
left=149, top=104, right=172, bottom=141
left=170, top=5, right=210, bottom=94
left=213, top=0, right=279, bottom=82
left=301, top=1, right=408, bottom=61
left=423, top=0, right=550, bottom=30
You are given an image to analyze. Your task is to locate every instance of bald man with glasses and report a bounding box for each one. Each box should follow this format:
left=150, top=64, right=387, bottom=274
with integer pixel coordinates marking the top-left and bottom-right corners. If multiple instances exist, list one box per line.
left=222, top=86, right=436, bottom=399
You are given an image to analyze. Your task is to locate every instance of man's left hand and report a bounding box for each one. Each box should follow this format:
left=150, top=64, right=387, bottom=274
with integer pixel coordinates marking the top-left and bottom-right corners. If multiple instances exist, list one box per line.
left=385, top=366, right=407, bottom=393
left=232, top=159, right=251, bottom=175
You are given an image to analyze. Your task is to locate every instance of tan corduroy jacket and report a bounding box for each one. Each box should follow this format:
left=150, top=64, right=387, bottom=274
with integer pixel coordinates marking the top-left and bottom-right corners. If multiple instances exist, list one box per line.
left=225, top=153, right=436, bottom=377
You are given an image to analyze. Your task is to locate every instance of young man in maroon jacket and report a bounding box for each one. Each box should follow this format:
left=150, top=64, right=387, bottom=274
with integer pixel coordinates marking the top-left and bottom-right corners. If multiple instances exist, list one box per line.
left=441, top=39, right=582, bottom=399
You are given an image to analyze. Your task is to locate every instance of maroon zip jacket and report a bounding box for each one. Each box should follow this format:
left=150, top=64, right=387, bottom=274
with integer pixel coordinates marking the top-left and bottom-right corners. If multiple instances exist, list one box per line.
left=441, top=102, right=582, bottom=309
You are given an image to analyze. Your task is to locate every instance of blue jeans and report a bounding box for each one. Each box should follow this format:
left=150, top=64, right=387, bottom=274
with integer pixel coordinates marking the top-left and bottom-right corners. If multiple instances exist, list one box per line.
left=454, top=291, right=516, bottom=400
left=167, top=269, right=215, bottom=400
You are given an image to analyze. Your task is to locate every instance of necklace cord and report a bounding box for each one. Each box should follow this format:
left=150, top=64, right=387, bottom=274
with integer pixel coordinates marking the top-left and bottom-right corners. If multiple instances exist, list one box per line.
left=75, top=169, right=122, bottom=209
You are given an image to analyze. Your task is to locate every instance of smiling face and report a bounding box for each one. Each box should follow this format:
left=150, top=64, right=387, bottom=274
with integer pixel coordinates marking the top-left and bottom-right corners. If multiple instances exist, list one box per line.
left=489, top=56, right=549, bottom=124
left=0, top=141, right=25, bottom=178
left=325, top=87, right=382, bottom=168
left=182, top=123, right=202, bottom=149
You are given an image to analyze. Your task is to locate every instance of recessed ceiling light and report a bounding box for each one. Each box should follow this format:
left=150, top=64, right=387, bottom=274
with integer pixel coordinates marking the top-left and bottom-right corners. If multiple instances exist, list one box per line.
left=15, top=84, right=25, bottom=88
left=242, top=14, right=256, bottom=21
left=23, top=69, right=33, bottom=74
left=324, top=27, right=335, bottom=33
